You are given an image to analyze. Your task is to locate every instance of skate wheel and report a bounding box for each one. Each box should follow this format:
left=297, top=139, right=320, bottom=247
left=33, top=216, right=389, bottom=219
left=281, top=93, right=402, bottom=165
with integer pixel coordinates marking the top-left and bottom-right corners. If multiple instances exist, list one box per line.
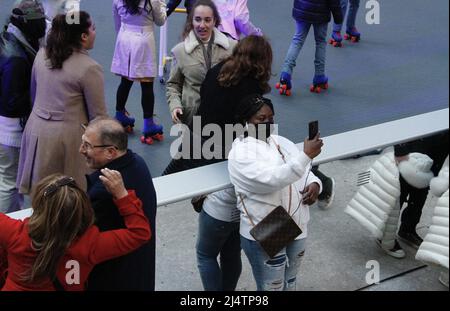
left=281, top=84, right=287, bottom=90
left=279, top=89, right=284, bottom=95
left=328, top=39, right=333, bottom=44
left=310, top=85, right=315, bottom=92
left=140, top=136, right=154, bottom=145
left=286, top=90, right=292, bottom=96
left=125, top=126, right=133, bottom=133
left=351, top=37, right=357, bottom=43
left=153, top=133, right=164, bottom=141
left=344, top=34, right=350, bottom=40
left=275, top=82, right=281, bottom=89
left=323, top=83, right=329, bottom=90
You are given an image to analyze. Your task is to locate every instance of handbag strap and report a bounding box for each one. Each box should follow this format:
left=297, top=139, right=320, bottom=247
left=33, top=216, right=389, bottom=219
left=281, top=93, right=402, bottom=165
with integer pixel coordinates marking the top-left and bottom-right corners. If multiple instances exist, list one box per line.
left=238, top=138, right=297, bottom=228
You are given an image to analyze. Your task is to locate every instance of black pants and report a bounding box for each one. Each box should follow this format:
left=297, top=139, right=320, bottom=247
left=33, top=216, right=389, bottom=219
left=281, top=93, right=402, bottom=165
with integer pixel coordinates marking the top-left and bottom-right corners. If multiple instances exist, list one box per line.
left=399, top=175, right=429, bottom=233
left=116, top=77, right=155, bottom=118
left=312, top=166, right=333, bottom=200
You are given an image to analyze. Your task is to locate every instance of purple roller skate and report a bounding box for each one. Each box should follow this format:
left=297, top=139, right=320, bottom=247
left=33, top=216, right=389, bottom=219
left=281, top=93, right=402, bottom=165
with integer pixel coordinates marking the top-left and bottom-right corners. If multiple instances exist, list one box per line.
left=140, top=117, right=164, bottom=145
left=310, top=75, right=329, bottom=94
left=115, top=110, right=135, bottom=133
left=275, top=72, right=292, bottom=96
left=329, top=31, right=343, bottom=47
left=344, top=27, right=361, bottom=43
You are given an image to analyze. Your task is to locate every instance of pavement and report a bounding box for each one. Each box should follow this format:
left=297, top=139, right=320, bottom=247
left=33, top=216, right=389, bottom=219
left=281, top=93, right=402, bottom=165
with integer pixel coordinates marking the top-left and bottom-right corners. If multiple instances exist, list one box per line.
left=155, top=149, right=448, bottom=291
left=0, top=0, right=448, bottom=291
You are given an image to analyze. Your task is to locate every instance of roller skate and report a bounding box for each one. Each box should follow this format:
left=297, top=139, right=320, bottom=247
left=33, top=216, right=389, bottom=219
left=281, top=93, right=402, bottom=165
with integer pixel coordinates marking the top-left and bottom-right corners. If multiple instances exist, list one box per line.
left=344, top=27, right=361, bottom=43
left=115, top=110, right=135, bottom=133
left=310, top=75, right=329, bottom=94
left=140, top=117, right=164, bottom=145
left=275, top=72, right=292, bottom=96
left=328, top=31, right=343, bottom=47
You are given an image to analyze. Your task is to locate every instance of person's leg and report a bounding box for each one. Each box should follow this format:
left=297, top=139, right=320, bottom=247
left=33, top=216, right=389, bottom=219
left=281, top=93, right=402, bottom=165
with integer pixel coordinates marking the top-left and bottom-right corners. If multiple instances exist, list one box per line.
left=281, top=21, right=311, bottom=76
left=346, top=0, right=360, bottom=30
left=312, top=166, right=336, bottom=206
left=0, top=144, right=23, bottom=213
left=313, top=23, right=328, bottom=78
left=140, top=80, right=155, bottom=119
left=240, top=236, right=286, bottom=291
left=284, top=238, right=307, bottom=291
left=196, top=210, right=236, bottom=291
left=333, top=0, right=348, bottom=32
left=399, top=176, right=429, bottom=234
left=219, top=223, right=242, bottom=291
left=116, top=77, right=133, bottom=112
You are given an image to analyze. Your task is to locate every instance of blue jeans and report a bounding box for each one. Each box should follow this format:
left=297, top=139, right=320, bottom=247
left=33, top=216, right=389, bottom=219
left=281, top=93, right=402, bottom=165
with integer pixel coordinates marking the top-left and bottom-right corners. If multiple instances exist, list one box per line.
left=0, top=144, right=23, bottom=213
left=281, top=21, right=328, bottom=77
left=241, top=236, right=307, bottom=291
left=196, top=209, right=242, bottom=291
left=333, top=0, right=360, bottom=32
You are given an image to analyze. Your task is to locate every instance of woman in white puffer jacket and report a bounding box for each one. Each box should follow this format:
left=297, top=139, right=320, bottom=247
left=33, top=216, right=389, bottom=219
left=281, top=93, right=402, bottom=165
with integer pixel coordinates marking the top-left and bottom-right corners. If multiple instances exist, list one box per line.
left=416, top=156, right=449, bottom=287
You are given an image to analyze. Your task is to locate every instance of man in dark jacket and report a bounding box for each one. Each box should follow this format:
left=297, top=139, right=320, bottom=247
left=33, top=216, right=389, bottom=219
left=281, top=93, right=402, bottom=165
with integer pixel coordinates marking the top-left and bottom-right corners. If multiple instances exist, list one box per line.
left=79, top=117, right=157, bottom=291
left=0, top=0, right=46, bottom=213
left=277, top=0, right=343, bottom=94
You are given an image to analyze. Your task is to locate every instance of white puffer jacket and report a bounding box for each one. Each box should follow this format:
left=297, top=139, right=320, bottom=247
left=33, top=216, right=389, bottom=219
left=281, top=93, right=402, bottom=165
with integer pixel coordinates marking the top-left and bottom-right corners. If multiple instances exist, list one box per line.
left=416, top=157, right=449, bottom=269
left=345, top=152, right=401, bottom=239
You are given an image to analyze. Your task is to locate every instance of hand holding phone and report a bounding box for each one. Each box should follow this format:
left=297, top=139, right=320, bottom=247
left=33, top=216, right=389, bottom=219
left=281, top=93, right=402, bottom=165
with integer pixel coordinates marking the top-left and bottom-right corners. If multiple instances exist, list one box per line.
left=309, top=120, right=319, bottom=140
left=304, top=120, right=322, bottom=159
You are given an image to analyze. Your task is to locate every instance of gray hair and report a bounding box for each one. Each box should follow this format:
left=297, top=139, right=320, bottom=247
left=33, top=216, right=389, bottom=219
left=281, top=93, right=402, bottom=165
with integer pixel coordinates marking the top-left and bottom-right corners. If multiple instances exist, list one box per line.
left=87, top=117, right=128, bottom=151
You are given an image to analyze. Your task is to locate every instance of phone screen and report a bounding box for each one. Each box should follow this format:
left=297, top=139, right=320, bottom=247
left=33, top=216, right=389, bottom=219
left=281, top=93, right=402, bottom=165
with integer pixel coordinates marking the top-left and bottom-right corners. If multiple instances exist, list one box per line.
left=309, top=120, right=319, bottom=140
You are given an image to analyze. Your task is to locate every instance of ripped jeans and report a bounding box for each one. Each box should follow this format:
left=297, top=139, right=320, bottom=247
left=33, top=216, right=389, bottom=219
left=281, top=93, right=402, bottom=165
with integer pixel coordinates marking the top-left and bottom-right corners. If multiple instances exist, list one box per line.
left=240, top=236, right=306, bottom=291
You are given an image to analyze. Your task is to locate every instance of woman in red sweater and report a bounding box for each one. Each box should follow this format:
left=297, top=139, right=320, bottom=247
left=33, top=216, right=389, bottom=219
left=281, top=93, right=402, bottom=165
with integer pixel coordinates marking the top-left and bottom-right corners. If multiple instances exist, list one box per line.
left=0, top=168, right=150, bottom=291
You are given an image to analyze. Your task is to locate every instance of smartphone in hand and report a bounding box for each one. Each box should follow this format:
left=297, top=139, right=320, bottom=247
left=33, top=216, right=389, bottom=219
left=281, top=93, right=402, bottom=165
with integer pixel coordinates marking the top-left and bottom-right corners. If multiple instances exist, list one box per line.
left=309, top=120, right=319, bottom=140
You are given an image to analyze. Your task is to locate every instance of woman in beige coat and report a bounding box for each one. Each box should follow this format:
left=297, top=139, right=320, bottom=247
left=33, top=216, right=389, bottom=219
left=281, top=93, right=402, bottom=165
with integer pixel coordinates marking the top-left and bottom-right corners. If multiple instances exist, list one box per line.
left=166, top=0, right=236, bottom=126
left=17, top=11, right=107, bottom=194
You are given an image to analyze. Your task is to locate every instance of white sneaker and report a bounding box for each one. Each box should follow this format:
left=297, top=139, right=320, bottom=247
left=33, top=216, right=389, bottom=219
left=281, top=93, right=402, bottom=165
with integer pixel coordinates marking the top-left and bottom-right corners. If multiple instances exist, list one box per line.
left=318, top=178, right=335, bottom=210
left=376, top=239, right=406, bottom=259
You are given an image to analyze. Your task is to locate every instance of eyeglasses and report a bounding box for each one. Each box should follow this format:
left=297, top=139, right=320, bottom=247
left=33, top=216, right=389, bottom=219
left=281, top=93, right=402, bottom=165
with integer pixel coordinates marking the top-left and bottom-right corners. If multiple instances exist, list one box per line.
left=80, top=140, right=118, bottom=151
left=43, top=177, right=76, bottom=197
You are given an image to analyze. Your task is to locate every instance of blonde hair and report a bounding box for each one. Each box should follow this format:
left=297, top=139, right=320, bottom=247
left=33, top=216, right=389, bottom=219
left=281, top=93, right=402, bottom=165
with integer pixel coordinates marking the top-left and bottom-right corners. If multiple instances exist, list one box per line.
left=24, top=174, right=94, bottom=283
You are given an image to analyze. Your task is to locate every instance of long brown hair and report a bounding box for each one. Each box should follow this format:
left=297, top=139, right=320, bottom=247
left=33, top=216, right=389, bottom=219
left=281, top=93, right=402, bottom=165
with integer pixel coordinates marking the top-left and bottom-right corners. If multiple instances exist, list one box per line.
left=182, top=0, right=221, bottom=39
left=45, top=11, right=92, bottom=69
left=24, top=174, right=94, bottom=283
left=218, top=36, right=272, bottom=93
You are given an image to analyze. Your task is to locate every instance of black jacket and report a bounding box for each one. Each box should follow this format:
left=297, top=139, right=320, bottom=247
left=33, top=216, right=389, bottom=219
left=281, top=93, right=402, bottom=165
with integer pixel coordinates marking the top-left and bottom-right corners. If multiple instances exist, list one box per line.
left=167, top=0, right=194, bottom=16
left=162, top=61, right=265, bottom=175
left=86, top=150, right=157, bottom=291
left=199, top=61, right=265, bottom=140
left=293, top=0, right=343, bottom=25
left=0, top=30, right=35, bottom=119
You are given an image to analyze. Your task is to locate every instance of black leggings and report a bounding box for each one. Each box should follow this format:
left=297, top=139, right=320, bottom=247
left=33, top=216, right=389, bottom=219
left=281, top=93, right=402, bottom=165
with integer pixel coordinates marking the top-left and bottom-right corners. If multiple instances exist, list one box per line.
left=116, top=77, right=155, bottom=119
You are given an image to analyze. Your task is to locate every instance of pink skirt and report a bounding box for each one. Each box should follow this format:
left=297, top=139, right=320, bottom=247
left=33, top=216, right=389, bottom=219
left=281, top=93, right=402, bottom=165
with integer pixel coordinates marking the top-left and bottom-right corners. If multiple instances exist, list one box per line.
left=111, top=23, right=157, bottom=79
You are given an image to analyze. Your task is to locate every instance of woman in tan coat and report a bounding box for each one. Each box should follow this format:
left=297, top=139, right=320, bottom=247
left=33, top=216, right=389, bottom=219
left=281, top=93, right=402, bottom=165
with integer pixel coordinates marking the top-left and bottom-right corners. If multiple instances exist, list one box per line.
left=166, top=0, right=236, bottom=126
left=17, top=11, right=107, bottom=194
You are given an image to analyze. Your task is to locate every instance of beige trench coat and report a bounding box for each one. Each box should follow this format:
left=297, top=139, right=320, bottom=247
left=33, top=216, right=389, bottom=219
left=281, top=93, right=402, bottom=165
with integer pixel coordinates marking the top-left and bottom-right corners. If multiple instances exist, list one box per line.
left=166, top=28, right=236, bottom=125
left=17, top=49, right=107, bottom=194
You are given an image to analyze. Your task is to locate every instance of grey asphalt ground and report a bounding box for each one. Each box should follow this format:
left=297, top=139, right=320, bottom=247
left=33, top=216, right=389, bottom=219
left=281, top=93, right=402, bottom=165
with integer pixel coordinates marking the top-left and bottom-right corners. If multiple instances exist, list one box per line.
left=0, top=0, right=448, bottom=291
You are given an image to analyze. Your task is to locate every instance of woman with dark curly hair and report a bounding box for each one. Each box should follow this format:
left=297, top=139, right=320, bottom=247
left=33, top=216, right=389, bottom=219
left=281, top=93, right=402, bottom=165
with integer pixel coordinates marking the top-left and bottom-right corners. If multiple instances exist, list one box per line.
left=190, top=36, right=273, bottom=291
left=17, top=11, right=107, bottom=194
